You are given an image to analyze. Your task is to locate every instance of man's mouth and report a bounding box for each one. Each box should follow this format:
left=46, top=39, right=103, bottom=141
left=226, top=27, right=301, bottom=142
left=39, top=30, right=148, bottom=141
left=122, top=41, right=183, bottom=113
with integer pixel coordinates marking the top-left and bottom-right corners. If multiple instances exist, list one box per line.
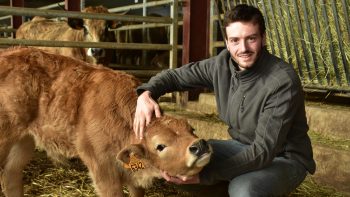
left=238, top=52, right=253, bottom=58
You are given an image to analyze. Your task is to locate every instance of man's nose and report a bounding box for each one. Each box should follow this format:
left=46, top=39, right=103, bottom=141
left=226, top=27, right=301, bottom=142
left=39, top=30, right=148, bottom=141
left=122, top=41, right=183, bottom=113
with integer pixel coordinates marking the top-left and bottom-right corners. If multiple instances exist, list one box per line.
left=240, top=40, right=248, bottom=52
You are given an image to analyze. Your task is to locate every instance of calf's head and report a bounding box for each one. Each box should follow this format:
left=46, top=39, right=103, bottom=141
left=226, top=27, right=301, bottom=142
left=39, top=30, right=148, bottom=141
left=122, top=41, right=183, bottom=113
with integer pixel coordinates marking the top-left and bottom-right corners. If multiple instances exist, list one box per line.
left=67, top=6, right=121, bottom=64
left=117, top=116, right=212, bottom=179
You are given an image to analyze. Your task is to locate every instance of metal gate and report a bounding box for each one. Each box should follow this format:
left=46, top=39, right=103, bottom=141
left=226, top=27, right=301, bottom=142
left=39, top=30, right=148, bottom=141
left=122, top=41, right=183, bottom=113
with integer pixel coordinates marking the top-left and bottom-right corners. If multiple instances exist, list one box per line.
left=0, top=0, right=181, bottom=79
left=210, top=0, right=350, bottom=93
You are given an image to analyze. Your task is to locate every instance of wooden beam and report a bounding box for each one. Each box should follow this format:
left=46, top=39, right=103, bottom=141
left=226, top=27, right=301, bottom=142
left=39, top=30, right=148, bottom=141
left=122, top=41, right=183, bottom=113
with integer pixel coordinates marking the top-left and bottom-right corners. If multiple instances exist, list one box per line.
left=10, top=0, right=23, bottom=37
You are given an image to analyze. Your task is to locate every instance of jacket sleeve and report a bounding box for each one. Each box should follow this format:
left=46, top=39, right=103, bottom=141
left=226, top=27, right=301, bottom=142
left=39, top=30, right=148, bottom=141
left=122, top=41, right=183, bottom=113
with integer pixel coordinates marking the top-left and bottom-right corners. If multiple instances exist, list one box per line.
left=136, top=57, right=217, bottom=99
left=199, top=72, right=303, bottom=184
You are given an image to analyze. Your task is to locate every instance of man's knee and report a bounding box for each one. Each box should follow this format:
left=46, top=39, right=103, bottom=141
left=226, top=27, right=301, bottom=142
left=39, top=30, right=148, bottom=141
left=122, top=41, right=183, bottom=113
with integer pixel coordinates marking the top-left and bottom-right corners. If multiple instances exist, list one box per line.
left=228, top=177, right=266, bottom=197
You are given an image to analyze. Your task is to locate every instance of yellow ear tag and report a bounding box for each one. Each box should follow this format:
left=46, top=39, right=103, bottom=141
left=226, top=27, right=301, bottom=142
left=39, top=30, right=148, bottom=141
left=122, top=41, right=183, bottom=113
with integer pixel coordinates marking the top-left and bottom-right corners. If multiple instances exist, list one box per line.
left=123, top=153, right=146, bottom=172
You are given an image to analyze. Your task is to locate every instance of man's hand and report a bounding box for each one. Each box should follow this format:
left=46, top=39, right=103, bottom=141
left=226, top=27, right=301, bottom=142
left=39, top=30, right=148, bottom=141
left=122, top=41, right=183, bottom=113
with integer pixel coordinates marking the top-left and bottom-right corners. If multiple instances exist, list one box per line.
left=133, top=91, right=162, bottom=140
left=161, top=171, right=200, bottom=185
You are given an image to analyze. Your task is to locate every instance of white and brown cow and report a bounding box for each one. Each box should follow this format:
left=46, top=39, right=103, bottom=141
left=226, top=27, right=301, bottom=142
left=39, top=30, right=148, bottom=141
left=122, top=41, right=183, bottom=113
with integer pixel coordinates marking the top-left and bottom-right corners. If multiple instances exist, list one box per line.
left=0, top=47, right=212, bottom=197
left=16, top=6, right=118, bottom=66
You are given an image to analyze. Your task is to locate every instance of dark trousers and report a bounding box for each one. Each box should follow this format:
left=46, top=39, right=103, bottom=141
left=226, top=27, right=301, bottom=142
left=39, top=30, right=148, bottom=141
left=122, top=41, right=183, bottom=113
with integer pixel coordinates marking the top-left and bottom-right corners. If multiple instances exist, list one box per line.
left=175, top=139, right=307, bottom=197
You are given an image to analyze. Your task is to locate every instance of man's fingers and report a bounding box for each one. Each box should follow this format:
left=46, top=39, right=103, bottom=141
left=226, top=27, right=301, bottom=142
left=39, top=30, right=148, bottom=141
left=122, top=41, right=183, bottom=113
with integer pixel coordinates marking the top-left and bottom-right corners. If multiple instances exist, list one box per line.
left=133, top=117, right=138, bottom=137
left=145, top=112, right=152, bottom=126
left=133, top=91, right=162, bottom=140
left=154, top=104, right=162, bottom=118
left=138, top=118, right=145, bottom=140
left=133, top=113, right=146, bottom=140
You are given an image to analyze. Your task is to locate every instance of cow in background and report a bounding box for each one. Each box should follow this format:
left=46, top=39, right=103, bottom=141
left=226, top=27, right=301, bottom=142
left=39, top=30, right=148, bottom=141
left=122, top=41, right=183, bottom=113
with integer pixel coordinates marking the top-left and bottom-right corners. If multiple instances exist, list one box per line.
left=16, top=6, right=119, bottom=66
left=115, top=13, right=182, bottom=69
left=0, top=47, right=212, bottom=197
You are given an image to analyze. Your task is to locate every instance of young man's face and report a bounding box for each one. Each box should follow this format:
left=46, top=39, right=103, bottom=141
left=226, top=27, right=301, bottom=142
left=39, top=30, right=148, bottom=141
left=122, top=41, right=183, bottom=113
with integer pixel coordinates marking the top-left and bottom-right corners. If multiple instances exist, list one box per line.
left=225, top=21, right=265, bottom=71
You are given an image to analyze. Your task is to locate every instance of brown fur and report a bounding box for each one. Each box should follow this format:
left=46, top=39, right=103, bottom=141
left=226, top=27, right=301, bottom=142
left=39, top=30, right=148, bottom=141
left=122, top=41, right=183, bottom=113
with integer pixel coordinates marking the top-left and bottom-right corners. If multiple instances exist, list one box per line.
left=15, top=6, right=117, bottom=66
left=0, top=47, right=211, bottom=197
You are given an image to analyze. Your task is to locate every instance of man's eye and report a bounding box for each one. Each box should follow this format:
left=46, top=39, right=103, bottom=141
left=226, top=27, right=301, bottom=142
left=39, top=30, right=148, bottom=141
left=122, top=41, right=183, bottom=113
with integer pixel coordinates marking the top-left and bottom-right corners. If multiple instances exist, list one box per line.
left=229, top=38, right=239, bottom=45
left=248, top=37, right=257, bottom=42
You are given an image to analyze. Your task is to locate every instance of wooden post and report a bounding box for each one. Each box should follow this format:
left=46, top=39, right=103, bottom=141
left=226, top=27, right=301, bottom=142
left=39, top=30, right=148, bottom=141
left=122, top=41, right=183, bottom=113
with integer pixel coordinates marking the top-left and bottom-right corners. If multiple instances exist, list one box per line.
left=183, top=0, right=210, bottom=63
left=65, top=0, right=82, bottom=11
left=182, top=0, right=210, bottom=101
left=10, top=0, right=23, bottom=38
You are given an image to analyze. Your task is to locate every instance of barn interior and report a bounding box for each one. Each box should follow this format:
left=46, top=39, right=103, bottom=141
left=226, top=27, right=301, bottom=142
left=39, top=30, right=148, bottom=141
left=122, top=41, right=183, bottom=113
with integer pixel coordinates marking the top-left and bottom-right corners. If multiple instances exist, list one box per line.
left=0, top=0, right=349, bottom=197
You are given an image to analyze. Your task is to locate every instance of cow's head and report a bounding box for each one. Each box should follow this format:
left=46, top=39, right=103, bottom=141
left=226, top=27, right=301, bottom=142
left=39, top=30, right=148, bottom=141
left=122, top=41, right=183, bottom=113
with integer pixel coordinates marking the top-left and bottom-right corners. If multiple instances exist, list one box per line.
left=67, top=6, right=122, bottom=64
left=117, top=116, right=212, bottom=185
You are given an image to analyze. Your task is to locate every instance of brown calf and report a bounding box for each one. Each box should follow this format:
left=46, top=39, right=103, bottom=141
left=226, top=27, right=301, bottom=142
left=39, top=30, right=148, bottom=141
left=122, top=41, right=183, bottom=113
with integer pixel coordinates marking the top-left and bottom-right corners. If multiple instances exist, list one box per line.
left=0, top=47, right=212, bottom=197
left=16, top=6, right=119, bottom=66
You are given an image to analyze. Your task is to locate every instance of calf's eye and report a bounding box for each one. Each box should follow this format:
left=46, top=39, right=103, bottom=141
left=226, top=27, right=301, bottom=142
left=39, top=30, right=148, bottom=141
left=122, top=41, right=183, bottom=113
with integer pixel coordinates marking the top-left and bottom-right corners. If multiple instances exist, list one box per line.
left=156, top=144, right=166, bottom=152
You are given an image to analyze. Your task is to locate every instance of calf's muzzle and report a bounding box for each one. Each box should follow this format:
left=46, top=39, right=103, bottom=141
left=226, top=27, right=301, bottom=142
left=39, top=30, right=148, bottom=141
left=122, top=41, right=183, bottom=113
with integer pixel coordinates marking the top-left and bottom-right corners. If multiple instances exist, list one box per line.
left=189, top=139, right=210, bottom=157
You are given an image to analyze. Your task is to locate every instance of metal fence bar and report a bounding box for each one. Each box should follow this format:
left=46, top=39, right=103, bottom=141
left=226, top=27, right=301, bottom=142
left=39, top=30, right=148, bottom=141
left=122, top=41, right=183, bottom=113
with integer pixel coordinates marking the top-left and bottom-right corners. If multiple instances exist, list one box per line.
left=341, top=0, right=350, bottom=41
left=260, top=0, right=275, bottom=54
left=292, top=0, right=312, bottom=81
left=285, top=0, right=303, bottom=80
left=0, top=38, right=172, bottom=50
left=303, top=84, right=350, bottom=92
left=0, top=6, right=172, bottom=24
left=214, top=0, right=227, bottom=40
left=0, top=2, right=64, bottom=21
left=320, top=0, right=341, bottom=86
left=169, top=0, right=179, bottom=69
left=37, top=2, right=65, bottom=10
left=226, top=0, right=231, bottom=11
left=301, top=0, right=321, bottom=84
left=276, top=0, right=292, bottom=64
left=310, top=0, right=330, bottom=85
left=0, top=28, right=15, bottom=33
left=112, top=22, right=182, bottom=31
left=331, top=0, right=350, bottom=86
left=0, top=15, right=11, bottom=21
left=108, top=0, right=175, bottom=13
left=210, top=0, right=217, bottom=57
left=253, top=0, right=258, bottom=7
left=267, top=0, right=284, bottom=59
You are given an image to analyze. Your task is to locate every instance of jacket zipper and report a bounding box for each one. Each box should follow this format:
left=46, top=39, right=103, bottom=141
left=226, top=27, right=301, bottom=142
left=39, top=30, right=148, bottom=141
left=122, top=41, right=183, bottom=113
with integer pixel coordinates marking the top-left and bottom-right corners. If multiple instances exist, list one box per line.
left=240, top=95, right=246, bottom=112
left=236, top=94, right=245, bottom=130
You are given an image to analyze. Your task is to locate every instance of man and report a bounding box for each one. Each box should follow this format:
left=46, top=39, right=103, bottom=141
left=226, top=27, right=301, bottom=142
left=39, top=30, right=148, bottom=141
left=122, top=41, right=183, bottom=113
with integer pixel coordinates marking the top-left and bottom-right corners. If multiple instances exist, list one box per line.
left=133, top=4, right=316, bottom=196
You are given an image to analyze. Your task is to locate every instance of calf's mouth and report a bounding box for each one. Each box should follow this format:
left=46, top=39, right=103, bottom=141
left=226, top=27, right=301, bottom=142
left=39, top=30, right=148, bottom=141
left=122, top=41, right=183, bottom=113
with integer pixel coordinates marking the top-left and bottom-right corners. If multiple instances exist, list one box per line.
left=186, top=139, right=212, bottom=168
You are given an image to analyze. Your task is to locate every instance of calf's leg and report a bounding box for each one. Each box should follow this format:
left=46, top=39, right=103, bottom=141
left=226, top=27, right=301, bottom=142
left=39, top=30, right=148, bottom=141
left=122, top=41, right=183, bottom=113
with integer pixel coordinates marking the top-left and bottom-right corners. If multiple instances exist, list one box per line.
left=1, top=135, right=35, bottom=197
left=127, top=183, right=145, bottom=197
left=80, top=154, right=125, bottom=197
left=77, top=135, right=125, bottom=197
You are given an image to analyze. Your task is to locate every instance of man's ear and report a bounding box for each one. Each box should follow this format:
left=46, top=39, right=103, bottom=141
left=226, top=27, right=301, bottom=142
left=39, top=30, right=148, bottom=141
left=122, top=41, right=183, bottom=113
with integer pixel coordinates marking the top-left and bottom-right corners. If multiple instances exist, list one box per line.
left=224, top=39, right=229, bottom=51
left=67, top=18, right=84, bottom=30
left=116, top=144, right=147, bottom=164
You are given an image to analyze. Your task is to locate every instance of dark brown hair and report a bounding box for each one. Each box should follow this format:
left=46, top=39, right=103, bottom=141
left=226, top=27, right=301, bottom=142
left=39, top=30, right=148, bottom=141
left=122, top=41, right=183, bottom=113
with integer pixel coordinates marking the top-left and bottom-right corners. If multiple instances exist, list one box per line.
left=223, top=4, right=265, bottom=36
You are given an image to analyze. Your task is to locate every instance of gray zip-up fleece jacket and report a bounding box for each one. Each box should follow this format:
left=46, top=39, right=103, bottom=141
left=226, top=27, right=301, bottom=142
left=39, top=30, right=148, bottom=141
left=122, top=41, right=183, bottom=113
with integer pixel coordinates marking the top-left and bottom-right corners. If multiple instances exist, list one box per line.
left=136, top=47, right=316, bottom=184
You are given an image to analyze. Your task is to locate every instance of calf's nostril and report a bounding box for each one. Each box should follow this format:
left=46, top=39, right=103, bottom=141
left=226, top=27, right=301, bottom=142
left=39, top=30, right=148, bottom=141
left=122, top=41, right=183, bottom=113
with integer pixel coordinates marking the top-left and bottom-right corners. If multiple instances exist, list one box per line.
left=189, top=139, right=209, bottom=156
left=189, top=145, right=200, bottom=155
left=198, top=139, right=208, bottom=148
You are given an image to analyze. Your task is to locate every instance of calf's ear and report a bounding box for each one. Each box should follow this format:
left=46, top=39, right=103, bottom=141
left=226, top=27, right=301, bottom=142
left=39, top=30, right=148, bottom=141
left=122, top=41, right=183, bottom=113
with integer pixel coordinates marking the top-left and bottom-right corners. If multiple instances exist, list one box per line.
left=116, top=144, right=147, bottom=164
left=107, top=20, right=123, bottom=29
left=68, top=18, right=84, bottom=30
